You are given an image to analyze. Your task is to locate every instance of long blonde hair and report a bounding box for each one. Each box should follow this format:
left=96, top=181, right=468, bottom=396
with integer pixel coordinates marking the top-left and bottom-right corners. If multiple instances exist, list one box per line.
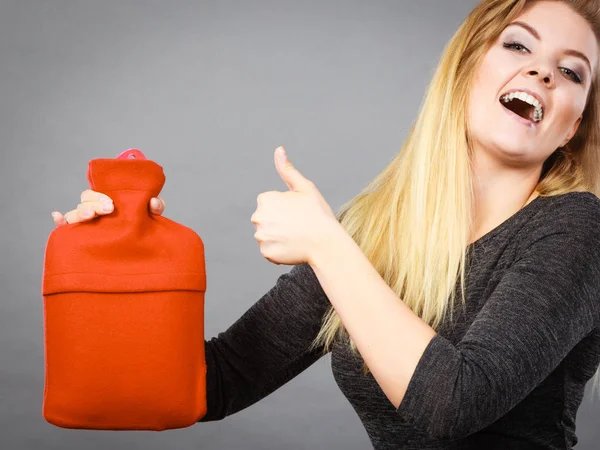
left=309, top=0, right=600, bottom=395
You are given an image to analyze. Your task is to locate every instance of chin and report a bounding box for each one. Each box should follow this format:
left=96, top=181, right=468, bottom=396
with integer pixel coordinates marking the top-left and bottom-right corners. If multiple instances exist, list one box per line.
left=476, top=134, right=537, bottom=163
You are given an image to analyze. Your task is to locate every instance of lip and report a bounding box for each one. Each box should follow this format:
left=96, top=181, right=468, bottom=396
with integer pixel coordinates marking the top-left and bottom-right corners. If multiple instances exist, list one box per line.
left=498, top=87, right=546, bottom=128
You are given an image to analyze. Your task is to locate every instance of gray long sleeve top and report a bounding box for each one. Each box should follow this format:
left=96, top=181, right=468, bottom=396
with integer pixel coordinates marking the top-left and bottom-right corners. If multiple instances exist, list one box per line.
left=199, top=191, right=600, bottom=450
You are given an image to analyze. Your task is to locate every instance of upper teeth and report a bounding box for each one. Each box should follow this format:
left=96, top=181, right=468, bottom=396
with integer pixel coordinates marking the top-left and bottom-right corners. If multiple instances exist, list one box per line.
left=501, top=91, right=544, bottom=123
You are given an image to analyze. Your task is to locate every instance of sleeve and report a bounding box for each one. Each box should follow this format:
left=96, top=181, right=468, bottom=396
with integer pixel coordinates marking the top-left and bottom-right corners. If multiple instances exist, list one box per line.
left=198, top=263, right=332, bottom=422
left=395, top=202, right=600, bottom=440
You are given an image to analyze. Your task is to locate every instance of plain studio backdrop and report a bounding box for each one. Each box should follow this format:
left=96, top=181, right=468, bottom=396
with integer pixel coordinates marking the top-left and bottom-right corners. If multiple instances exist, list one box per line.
left=2, top=0, right=600, bottom=449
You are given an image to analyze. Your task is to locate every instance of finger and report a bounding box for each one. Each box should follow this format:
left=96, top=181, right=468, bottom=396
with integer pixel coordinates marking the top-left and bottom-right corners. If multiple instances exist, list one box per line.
left=80, top=200, right=115, bottom=217
left=150, top=197, right=165, bottom=215
left=80, top=189, right=114, bottom=216
left=62, top=206, right=94, bottom=224
left=62, top=209, right=78, bottom=225
left=51, top=211, right=68, bottom=227
left=80, top=189, right=113, bottom=204
left=61, top=201, right=108, bottom=225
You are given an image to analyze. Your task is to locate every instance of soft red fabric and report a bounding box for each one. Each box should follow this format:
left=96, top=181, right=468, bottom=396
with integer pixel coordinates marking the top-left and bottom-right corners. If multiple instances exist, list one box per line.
left=41, top=151, right=207, bottom=430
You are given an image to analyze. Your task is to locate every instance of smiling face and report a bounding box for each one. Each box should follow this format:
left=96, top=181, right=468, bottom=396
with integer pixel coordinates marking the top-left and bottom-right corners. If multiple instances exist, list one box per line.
left=467, top=0, right=598, bottom=168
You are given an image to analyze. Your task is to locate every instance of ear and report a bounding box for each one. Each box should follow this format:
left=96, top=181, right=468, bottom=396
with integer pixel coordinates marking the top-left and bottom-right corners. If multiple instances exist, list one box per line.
left=561, top=115, right=583, bottom=147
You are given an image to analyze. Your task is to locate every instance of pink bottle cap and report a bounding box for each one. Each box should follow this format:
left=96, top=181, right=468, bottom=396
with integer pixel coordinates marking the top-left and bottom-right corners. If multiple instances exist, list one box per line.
left=116, top=148, right=147, bottom=160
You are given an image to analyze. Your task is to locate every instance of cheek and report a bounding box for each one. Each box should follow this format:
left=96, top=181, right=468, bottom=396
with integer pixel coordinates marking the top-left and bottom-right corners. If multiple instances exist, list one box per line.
left=477, top=48, right=514, bottom=89
left=468, top=52, right=512, bottom=116
left=553, top=92, right=586, bottom=129
left=467, top=54, right=505, bottom=131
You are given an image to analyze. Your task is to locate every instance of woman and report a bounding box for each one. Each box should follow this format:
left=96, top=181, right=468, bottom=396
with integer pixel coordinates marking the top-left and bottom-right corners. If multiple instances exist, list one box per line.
left=50, top=0, right=600, bottom=448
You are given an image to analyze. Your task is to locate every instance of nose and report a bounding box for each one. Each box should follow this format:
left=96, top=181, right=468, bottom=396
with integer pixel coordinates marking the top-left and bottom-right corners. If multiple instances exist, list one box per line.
left=525, top=63, right=555, bottom=88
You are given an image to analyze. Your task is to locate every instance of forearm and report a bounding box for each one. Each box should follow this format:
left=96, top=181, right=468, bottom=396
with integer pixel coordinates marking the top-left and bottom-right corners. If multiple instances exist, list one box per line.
left=198, top=263, right=331, bottom=421
left=308, top=223, right=437, bottom=408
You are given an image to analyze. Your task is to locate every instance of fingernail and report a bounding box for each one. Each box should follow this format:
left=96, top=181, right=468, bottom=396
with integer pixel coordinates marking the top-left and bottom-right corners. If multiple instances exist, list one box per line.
left=102, top=203, right=113, bottom=212
left=151, top=198, right=160, bottom=209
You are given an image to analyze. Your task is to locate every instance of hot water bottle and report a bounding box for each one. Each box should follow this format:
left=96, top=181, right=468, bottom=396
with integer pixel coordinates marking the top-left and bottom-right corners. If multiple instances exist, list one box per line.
left=41, top=149, right=208, bottom=430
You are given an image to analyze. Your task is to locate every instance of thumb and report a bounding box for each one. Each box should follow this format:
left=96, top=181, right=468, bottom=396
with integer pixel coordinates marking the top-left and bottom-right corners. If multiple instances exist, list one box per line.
left=274, top=146, right=311, bottom=192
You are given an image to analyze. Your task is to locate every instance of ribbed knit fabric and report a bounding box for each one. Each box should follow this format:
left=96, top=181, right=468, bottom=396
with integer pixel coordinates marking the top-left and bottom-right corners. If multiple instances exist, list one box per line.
left=199, top=191, right=600, bottom=450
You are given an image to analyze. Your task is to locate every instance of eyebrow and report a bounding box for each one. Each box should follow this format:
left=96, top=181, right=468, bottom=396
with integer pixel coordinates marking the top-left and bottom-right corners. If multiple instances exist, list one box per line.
left=505, top=21, right=593, bottom=75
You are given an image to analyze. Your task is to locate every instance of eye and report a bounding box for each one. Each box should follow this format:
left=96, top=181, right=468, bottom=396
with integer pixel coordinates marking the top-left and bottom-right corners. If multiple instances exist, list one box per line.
left=503, top=41, right=529, bottom=53
left=560, top=67, right=583, bottom=84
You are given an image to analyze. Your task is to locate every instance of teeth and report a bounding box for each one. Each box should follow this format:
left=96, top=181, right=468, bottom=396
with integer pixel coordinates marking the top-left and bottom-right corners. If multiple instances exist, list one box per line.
left=500, top=91, right=544, bottom=123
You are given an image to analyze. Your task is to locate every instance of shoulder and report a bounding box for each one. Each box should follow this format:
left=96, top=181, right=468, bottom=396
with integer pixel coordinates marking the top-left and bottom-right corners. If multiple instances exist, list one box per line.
left=516, top=191, right=600, bottom=256
left=527, top=191, right=600, bottom=235
left=546, top=190, right=600, bottom=219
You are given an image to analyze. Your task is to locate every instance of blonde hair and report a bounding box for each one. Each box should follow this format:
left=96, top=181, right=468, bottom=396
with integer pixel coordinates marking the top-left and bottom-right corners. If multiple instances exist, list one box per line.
left=309, top=0, right=600, bottom=398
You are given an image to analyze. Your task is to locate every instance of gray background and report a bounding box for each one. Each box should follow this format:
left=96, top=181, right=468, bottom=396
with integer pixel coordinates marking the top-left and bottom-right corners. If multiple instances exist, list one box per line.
left=2, top=0, right=599, bottom=449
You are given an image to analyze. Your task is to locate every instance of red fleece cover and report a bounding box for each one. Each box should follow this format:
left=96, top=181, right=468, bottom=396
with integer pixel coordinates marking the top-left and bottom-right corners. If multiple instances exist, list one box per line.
left=41, top=150, right=208, bottom=430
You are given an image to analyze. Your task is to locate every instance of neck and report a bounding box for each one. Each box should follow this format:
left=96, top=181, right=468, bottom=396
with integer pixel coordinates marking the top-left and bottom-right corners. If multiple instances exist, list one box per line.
left=469, top=148, right=542, bottom=245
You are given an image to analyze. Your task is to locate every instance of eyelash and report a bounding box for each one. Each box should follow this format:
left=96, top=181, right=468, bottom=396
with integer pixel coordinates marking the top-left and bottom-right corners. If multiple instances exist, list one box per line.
left=502, top=41, right=583, bottom=84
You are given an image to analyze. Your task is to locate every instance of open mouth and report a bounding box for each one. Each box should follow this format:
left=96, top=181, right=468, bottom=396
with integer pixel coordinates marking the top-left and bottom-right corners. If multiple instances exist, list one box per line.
left=499, top=91, right=544, bottom=124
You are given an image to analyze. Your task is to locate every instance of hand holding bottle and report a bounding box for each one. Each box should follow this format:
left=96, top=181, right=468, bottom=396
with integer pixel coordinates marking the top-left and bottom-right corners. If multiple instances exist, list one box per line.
left=51, top=189, right=165, bottom=226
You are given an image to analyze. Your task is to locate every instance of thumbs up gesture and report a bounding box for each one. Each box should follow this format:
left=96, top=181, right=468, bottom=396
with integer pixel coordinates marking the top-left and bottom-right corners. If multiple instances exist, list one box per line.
left=250, top=146, right=341, bottom=266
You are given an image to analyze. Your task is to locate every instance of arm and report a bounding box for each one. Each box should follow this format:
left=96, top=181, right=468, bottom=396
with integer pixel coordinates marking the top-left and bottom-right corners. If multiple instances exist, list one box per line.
left=199, top=263, right=331, bottom=422
left=308, top=194, right=600, bottom=440
left=393, top=223, right=600, bottom=439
